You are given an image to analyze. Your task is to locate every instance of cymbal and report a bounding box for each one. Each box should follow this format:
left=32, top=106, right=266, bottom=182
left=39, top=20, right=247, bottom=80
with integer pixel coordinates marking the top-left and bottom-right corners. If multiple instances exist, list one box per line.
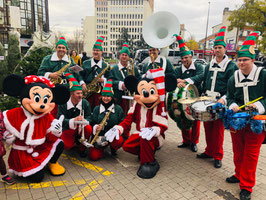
left=178, top=98, right=197, bottom=104
left=197, top=96, right=214, bottom=101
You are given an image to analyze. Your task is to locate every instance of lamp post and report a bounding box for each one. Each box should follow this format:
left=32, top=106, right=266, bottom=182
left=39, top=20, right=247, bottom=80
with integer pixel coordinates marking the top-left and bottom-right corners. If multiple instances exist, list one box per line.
left=204, top=2, right=211, bottom=59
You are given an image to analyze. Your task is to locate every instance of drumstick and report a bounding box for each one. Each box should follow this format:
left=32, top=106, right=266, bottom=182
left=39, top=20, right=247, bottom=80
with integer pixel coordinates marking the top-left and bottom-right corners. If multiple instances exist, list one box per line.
left=239, top=96, right=263, bottom=109
left=253, top=115, right=266, bottom=120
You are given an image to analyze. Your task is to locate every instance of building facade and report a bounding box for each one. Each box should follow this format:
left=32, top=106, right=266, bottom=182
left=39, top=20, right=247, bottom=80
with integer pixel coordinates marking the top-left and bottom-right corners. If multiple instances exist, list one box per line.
left=0, top=0, right=49, bottom=51
left=83, top=0, right=154, bottom=57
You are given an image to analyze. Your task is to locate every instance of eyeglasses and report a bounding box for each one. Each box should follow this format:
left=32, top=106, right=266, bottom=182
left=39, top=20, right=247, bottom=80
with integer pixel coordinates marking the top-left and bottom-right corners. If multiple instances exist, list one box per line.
left=237, top=58, right=251, bottom=62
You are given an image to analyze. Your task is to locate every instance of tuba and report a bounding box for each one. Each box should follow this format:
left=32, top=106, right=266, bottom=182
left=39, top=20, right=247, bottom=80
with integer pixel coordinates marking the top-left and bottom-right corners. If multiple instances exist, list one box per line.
left=143, top=11, right=180, bottom=54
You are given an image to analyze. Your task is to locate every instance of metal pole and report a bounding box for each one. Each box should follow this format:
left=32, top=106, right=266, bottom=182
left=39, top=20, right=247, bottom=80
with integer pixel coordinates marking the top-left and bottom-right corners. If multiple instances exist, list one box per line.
left=204, top=2, right=211, bottom=59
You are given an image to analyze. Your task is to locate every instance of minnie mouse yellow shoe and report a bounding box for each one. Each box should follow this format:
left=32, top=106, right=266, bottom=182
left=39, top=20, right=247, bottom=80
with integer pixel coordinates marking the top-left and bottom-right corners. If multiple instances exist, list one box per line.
left=48, top=162, right=65, bottom=176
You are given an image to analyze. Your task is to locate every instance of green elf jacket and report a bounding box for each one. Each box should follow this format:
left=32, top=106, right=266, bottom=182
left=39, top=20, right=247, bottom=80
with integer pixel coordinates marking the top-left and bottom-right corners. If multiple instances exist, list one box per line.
left=109, top=62, right=141, bottom=103
left=38, top=52, right=83, bottom=87
left=91, top=104, right=124, bottom=136
left=227, top=65, right=266, bottom=114
left=142, top=55, right=175, bottom=75
left=57, top=99, right=92, bottom=131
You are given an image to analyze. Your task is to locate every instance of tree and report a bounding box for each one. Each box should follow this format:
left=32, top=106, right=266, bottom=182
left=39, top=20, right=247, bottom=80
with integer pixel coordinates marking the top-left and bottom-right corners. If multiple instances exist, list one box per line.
left=18, top=47, right=53, bottom=76
left=134, top=34, right=149, bottom=50
left=186, top=39, right=199, bottom=50
left=7, top=33, right=21, bottom=72
left=0, top=42, right=8, bottom=93
left=228, top=0, right=266, bottom=53
left=116, top=28, right=130, bottom=52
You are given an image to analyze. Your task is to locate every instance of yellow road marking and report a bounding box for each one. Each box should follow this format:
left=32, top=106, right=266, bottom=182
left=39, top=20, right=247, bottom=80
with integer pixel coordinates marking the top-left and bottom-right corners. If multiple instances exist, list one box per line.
left=61, top=154, right=113, bottom=176
left=70, top=179, right=104, bottom=200
left=1, top=179, right=90, bottom=190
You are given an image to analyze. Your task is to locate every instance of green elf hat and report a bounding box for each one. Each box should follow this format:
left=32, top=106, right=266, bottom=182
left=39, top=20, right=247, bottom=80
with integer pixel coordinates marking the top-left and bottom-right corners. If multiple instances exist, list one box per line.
left=120, top=42, right=130, bottom=56
left=56, top=36, right=68, bottom=49
left=64, top=72, right=82, bottom=92
left=175, top=35, right=191, bottom=58
left=237, top=31, right=260, bottom=59
left=102, top=79, right=114, bottom=97
left=213, top=26, right=226, bottom=47
left=93, top=36, right=105, bottom=51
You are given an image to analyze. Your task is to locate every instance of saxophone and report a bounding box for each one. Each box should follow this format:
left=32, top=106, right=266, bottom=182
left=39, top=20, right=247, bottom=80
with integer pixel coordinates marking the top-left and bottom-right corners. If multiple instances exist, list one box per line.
left=50, top=55, right=71, bottom=85
left=90, top=107, right=113, bottom=147
left=84, top=60, right=110, bottom=99
left=127, top=58, right=135, bottom=76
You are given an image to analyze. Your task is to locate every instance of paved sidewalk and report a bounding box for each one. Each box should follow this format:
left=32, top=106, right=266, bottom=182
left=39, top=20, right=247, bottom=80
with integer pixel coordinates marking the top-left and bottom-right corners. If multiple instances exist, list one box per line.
left=1, top=118, right=266, bottom=200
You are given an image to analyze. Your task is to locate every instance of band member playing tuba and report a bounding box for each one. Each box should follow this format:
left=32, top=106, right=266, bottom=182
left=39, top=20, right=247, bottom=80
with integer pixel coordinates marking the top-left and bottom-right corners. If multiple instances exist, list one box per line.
left=57, top=73, right=93, bottom=158
left=109, top=43, right=141, bottom=114
left=80, top=36, right=110, bottom=110
left=142, top=46, right=174, bottom=76
left=197, top=26, right=238, bottom=168
left=89, top=80, right=126, bottom=161
left=226, top=32, right=266, bottom=200
left=38, top=36, right=85, bottom=117
left=174, top=35, right=204, bottom=153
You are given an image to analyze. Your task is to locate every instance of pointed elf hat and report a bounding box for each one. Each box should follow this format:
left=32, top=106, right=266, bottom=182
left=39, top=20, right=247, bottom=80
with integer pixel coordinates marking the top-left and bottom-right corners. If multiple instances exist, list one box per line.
left=120, top=42, right=130, bottom=56
left=93, top=36, right=105, bottom=51
left=56, top=36, right=68, bottom=49
left=146, top=68, right=167, bottom=116
left=64, top=73, right=82, bottom=92
left=175, top=35, right=191, bottom=58
left=214, top=26, right=226, bottom=47
left=237, top=31, right=260, bottom=59
left=102, top=79, right=114, bottom=97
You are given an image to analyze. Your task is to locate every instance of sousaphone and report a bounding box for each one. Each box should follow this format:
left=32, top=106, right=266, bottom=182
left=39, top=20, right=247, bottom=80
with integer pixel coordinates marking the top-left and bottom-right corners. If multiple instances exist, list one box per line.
left=143, top=11, right=180, bottom=53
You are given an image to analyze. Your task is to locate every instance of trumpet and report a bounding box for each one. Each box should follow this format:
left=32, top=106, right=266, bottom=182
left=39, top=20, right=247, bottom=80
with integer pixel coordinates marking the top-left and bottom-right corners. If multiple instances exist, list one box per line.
left=77, top=110, right=93, bottom=148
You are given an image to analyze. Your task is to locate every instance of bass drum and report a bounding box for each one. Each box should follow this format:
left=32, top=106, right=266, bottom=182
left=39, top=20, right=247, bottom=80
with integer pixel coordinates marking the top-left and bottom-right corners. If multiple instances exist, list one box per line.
left=166, top=84, right=199, bottom=130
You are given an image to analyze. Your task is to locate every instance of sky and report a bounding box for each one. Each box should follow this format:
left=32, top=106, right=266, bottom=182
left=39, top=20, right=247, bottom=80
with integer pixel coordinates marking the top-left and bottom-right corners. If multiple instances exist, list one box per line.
left=49, top=0, right=244, bottom=41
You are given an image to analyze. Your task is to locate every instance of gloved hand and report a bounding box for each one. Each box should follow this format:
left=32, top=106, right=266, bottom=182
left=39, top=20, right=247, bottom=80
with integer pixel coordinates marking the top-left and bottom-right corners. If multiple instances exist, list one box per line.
left=50, top=115, right=64, bottom=137
left=139, top=127, right=158, bottom=141
left=5, top=133, right=16, bottom=145
left=104, top=127, right=120, bottom=143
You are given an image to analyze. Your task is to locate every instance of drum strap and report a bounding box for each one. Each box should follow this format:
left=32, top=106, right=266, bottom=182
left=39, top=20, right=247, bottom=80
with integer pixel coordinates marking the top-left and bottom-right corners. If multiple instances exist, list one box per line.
left=161, top=56, right=167, bottom=72
left=234, top=67, right=263, bottom=104
left=207, top=59, right=231, bottom=98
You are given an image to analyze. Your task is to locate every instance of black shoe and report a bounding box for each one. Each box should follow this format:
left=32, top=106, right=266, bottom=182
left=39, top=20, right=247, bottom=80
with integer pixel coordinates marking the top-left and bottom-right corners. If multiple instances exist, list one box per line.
left=110, top=147, right=117, bottom=156
left=240, top=189, right=251, bottom=200
left=178, top=143, right=190, bottom=148
left=190, top=144, right=198, bottom=152
left=196, top=153, right=212, bottom=159
left=226, top=175, right=240, bottom=183
left=137, top=160, right=160, bottom=179
left=214, top=159, right=222, bottom=168
left=79, top=150, right=88, bottom=158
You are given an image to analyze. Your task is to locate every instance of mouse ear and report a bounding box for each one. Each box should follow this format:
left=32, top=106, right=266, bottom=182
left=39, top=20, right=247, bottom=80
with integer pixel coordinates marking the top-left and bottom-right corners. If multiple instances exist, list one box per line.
left=52, top=85, right=70, bottom=105
left=124, top=75, right=139, bottom=93
left=165, top=73, right=177, bottom=92
left=3, top=74, right=26, bottom=97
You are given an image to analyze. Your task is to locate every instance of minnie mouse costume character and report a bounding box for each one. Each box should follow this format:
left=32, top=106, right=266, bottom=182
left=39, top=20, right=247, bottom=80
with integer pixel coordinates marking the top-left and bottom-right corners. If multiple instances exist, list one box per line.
left=2, top=74, right=70, bottom=182
left=105, top=68, right=176, bottom=178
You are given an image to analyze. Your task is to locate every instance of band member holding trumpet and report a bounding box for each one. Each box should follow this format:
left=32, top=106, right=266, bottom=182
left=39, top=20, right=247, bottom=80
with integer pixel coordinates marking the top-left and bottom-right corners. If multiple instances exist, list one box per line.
left=57, top=73, right=92, bottom=158
left=90, top=80, right=125, bottom=161
left=197, top=26, right=237, bottom=168
left=109, top=43, right=141, bottom=114
left=226, top=32, right=266, bottom=200
left=174, top=35, right=204, bottom=152
left=38, top=36, right=84, bottom=117
left=81, top=36, right=110, bottom=110
left=142, top=46, right=174, bottom=75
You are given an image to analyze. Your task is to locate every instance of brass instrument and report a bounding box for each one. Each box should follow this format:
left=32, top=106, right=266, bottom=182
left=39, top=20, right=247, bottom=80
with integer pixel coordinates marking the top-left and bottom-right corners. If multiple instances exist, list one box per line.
left=50, top=55, right=71, bottom=85
left=127, top=58, right=135, bottom=76
left=150, top=54, right=159, bottom=69
left=77, top=110, right=92, bottom=148
left=84, top=60, right=110, bottom=99
left=90, top=106, right=113, bottom=147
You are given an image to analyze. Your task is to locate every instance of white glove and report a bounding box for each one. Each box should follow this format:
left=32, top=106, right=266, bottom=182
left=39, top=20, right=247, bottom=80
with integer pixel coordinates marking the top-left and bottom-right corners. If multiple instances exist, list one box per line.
left=104, top=127, right=120, bottom=143
left=139, top=127, right=158, bottom=141
left=5, top=133, right=16, bottom=145
left=50, top=115, right=64, bottom=137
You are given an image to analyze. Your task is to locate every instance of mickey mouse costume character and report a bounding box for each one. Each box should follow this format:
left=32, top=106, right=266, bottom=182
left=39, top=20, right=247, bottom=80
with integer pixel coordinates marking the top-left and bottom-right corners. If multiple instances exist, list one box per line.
left=105, top=68, right=176, bottom=178
left=2, top=74, right=70, bottom=182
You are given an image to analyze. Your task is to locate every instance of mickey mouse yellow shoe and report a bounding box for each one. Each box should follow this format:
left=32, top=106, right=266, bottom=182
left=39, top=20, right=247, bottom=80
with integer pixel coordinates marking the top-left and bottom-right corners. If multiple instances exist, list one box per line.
left=48, top=162, right=65, bottom=176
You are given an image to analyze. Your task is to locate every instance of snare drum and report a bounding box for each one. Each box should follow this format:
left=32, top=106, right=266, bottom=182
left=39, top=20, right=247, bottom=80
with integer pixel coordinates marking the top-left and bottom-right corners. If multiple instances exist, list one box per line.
left=191, top=100, right=218, bottom=121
